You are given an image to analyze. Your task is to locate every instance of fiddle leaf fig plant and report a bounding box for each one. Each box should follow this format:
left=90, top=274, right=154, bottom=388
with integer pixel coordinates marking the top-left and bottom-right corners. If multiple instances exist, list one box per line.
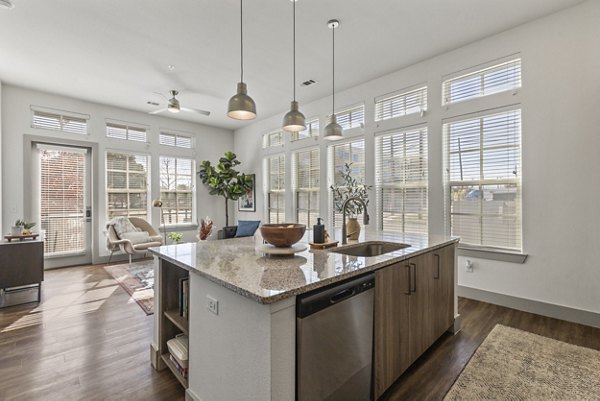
left=198, top=151, right=252, bottom=227
left=330, top=163, right=372, bottom=218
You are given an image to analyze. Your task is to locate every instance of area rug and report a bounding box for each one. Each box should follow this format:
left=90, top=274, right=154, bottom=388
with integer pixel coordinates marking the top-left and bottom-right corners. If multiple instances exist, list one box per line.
left=104, top=260, right=154, bottom=315
left=444, top=324, right=600, bottom=400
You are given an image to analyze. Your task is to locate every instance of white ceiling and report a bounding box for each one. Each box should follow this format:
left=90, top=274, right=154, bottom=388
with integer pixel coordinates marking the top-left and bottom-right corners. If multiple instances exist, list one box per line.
left=0, top=0, right=586, bottom=130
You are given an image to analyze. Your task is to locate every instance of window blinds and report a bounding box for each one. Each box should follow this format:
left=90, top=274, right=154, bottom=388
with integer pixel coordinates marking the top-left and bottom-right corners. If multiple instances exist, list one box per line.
left=106, top=152, right=149, bottom=220
left=375, top=86, right=427, bottom=122
left=375, top=128, right=428, bottom=234
left=444, top=108, right=521, bottom=251
left=39, top=146, right=86, bottom=256
left=263, top=130, right=284, bottom=148
left=443, top=58, right=521, bottom=105
left=106, top=122, right=147, bottom=142
left=329, top=139, right=366, bottom=227
left=293, top=148, right=320, bottom=227
left=332, top=105, right=365, bottom=130
left=32, top=111, right=88, bottom=135
left=159, top=157, right=194, bottom=225
left=265, top=154, right=286, bottom=223
left=159, top=132, right=193, bottom=148
left=292, top=119, right=320, bottom=141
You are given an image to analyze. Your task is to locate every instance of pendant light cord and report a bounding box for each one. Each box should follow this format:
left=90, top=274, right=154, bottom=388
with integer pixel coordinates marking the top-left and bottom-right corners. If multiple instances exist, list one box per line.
left=332, top=24, right=335, bottom=113
left=240, top=0, right=244, bottom=83
left=293, top=0, right=296, bottom=101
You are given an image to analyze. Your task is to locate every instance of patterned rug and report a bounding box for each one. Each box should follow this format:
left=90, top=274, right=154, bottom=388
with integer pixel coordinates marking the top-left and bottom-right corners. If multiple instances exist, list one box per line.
left=104, top=260, right=154, bottom=315
left=444, top=324, right=600, bottom=400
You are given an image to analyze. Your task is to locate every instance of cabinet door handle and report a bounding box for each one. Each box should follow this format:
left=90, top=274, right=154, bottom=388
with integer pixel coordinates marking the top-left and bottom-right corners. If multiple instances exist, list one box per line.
left=405, top=264, right=411, bottom=295
left=434, top=253, right=440, bottom=280
left=410, top=263, right=417, bottom=293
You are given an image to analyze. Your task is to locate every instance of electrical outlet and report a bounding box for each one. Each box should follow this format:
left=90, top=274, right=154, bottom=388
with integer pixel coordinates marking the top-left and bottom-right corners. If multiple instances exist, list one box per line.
left=206, top=295, right=219, bottom=315
left=465, top=259, right=474, bottom=273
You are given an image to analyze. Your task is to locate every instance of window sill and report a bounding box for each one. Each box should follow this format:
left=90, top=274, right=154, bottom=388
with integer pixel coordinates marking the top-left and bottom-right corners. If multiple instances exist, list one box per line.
left=159, top=223, right=198, bottom=231
left=457, top=245, right=528, bottom=264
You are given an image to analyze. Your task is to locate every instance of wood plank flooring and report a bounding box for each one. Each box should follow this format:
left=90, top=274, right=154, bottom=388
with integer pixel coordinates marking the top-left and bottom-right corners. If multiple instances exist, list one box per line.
left=1, top=264, right=599, bottom=401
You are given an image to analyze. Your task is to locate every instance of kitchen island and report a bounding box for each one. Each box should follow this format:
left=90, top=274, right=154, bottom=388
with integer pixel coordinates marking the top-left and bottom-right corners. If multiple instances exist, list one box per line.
left=150, top=230, right=459, bottom=401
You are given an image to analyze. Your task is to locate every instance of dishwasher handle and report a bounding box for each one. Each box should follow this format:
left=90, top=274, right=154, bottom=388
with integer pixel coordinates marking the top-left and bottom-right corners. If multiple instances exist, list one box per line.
left=330, top=288, right=356, bottom=304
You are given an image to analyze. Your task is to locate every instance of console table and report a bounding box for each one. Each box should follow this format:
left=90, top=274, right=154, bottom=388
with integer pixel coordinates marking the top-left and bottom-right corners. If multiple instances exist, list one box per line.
left=0, top=240, right=44, bottom=305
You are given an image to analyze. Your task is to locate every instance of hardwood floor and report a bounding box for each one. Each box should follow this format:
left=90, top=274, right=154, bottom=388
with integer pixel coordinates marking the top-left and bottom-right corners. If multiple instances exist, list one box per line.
left=0, top=264, right=183, bottom=401
left=1, top=265, right=599, bottom=401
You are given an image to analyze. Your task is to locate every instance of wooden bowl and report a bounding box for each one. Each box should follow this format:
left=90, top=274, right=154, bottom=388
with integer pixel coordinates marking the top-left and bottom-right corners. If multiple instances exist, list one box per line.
left=260, top=224, right=306, bottom=247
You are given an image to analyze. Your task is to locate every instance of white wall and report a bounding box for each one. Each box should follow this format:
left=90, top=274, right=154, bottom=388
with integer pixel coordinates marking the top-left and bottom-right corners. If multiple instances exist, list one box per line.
left=1, top=84, right=233, bottom=265
left=234, top=1, right=600, bottom=314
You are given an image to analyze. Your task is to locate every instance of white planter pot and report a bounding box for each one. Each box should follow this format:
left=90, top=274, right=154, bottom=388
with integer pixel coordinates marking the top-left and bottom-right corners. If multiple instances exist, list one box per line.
left=11, top=226, right=21, bottom=236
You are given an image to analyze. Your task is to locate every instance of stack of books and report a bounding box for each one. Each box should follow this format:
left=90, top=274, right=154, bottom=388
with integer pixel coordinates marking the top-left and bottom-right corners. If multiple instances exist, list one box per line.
left=169, top=353, right=188, bottom=378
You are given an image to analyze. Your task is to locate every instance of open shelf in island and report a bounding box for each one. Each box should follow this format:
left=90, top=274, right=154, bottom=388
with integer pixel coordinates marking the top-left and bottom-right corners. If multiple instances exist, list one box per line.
left=161, top=353, right=188, bottom=389
left=164, top=309, right=189, bottom=336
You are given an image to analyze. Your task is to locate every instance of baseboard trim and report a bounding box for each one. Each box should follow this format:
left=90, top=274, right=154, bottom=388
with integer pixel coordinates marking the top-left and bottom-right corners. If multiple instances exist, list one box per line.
left=186, top=388, right=201, bottom=401
left=150, top=343, right=161, bottom=370
left=458, top=285, right=600, bottom=329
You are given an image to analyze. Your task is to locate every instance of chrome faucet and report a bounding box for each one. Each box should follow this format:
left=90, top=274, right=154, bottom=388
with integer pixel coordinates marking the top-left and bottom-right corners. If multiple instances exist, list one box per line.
left=341, top=196, right=370, bottom=245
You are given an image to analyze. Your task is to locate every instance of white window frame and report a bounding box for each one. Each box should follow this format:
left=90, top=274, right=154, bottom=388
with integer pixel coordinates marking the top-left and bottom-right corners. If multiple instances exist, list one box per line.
left=105, top=120, right=148, bottom=143
left=263, top=154, right=286, bottom=224
left=263, top=130, right=285, bottom=149
left=375, top=85, right=428, bottom=122
left=375, top=126, right=428, bottom=234
left=443, top=106, right=522, bottom=252
left=159, top=131, right=194, bottom=149
left=31, top=106, right=90, bottom=135
left=329, top=104, right=365, bottom=131
left=159, top=156, right=196, bottom=226
left=442, top=56, right=521, bottom=105
left=293, top=147, right=320, bottom=227
left=291, top=118, right=319, bottom=142
left=105, top=151, right=151, bottom=220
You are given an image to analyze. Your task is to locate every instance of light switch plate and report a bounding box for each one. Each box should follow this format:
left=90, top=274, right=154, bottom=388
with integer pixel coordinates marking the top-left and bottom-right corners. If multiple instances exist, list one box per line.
left=207, top=295, right=219, bottom=315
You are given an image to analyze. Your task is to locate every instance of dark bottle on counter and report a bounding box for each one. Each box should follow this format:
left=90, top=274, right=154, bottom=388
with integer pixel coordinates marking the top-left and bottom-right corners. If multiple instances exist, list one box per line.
left=313, top=217, right=325, bottom=244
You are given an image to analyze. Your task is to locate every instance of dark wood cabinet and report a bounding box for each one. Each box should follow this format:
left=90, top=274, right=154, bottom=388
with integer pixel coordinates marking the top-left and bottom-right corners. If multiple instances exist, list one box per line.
left=0, top=240, right=44, bottom=303
left=374, top=244, right=456, bottom=400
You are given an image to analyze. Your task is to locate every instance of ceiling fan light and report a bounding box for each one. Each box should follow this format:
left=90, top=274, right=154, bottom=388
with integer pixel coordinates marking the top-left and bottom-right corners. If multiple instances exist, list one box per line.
left=227, top=82, right=256, bottom=120
left=323, top=114, right=344, bottom=140
left=168, top=98, right=180, bottom=113
left=282, top=100, right=306, bottom=132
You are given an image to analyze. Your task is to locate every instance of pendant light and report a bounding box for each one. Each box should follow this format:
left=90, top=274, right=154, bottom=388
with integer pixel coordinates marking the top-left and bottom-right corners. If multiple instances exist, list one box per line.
left=227, top=0, right=257, bottom=120
left=323, top=19, right=343, bottom=140
left=282, top=0, right=306, bottom=132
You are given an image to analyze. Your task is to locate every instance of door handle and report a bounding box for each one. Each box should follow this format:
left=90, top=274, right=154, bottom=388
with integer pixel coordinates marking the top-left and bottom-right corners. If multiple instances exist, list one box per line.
left=405, top=264, right=411, bottom=295
left=410, top=263, right=417, bottom=293
left=330, top=288, right=356, bottom=304
left=434, top=253, right=440, bottom=280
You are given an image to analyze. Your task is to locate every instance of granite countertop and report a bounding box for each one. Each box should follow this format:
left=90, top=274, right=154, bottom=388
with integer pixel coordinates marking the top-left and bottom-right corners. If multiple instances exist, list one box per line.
left=149, top=229, right=458, bottom=304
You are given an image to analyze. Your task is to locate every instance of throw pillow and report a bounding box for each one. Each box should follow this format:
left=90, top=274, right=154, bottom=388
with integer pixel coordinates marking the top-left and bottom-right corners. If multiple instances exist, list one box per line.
left=235, top=220, right=261, bottom=237
left=111, top=217, right=138, bottom=238
left=120, top=231, right=152, bottom=245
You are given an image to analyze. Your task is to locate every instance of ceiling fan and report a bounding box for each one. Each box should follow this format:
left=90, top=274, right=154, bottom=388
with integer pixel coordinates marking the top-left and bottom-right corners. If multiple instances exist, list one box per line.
left=149, top=90, right=210, bottom=116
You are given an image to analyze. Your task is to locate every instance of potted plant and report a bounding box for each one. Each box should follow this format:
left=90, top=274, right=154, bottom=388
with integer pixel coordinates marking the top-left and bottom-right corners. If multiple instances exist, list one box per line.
left=13, top=219, right=36, bottom=236
left=167, top=232, right=183, bottom=244
left=198, top=151, right=253, bottom=239
left=330, top=163, right=372, bottom=240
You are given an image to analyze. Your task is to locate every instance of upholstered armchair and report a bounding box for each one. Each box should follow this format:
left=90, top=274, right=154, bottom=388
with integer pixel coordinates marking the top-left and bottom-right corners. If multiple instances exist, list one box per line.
left=106, top=217, right=163, bottom=264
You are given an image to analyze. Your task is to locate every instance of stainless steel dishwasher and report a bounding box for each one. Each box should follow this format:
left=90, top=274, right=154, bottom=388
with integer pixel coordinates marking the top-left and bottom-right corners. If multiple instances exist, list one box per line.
left=297, top=273, right=375, bottom=401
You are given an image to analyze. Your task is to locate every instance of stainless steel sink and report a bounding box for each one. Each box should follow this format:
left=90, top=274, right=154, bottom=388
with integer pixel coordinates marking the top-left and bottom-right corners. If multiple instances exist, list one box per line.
left=330, top=241, right=411, bottom=257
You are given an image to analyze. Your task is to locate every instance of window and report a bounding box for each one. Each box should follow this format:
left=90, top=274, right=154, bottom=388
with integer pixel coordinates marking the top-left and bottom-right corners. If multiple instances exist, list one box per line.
left=106, top=152, right=150, bottom=219
left=32, top=108, right=88, bottom=135
left=331, top=105, right=365, bottom=130
left=39, top=145, right=87, bottom=256
left=444, top=108, right=521, bottom=251
left=159, top=157, right=194, bottom=225
left=375, top=86, right=427, bottom=121
left=375, top=128, right=428, bottom=234
left=442, top=58, right=521, bottom=105
left=293, top=148, right=320, bottom=227
left=106, top=122, right=147, bottom=142
left=265, top=154, right=286, bottom=223
left=263, top=130, right=284, bottom=148
left=329, top=139, right=366, bottom=227
left=160, top=132, right=193, bottom=149
left=291, top=119, right=319, bottom=141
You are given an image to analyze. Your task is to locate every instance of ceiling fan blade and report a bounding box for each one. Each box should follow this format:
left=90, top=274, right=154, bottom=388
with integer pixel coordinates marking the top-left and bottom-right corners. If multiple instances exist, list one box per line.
left=152, top=91, right=168, bottom=100
left=181, top=107, right=211, bottom=116
left=149, top=108, right=168, bottom=115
